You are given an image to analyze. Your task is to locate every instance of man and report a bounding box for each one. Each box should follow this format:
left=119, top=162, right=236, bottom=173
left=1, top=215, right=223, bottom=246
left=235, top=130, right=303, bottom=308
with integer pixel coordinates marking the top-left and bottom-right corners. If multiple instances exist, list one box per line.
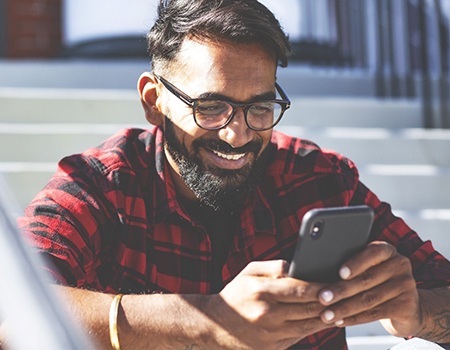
left=16, top=0, right=450, bottom=349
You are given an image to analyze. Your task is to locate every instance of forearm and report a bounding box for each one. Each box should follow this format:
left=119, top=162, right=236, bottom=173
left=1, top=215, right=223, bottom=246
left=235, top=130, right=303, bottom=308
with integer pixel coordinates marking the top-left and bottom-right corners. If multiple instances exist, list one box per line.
left=415, top=287, right=450, bottom=343
left=55, top=285, right=225, bottom=350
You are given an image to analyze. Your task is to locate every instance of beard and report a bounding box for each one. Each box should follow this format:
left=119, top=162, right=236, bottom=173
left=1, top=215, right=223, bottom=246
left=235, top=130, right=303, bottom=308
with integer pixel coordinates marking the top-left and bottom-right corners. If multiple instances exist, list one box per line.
left=163, top=117, right=272, bottom=215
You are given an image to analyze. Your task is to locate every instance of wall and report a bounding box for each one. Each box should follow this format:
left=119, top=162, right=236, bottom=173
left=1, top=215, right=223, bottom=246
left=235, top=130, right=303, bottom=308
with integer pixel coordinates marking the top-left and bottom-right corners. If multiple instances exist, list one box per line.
left=5, top=0, right=62, bottom=58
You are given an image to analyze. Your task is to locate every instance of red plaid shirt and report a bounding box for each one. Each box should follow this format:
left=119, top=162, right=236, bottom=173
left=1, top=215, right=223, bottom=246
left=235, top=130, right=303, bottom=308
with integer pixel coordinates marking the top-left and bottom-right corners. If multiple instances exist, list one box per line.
left=19, top=127, right=450, bottom=349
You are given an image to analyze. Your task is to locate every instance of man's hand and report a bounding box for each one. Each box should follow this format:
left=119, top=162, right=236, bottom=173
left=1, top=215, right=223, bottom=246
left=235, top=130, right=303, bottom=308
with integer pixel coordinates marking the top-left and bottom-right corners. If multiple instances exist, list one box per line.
left=211, top=260, right=331, bottom=350
left=316, top=241, right=422, bottom=337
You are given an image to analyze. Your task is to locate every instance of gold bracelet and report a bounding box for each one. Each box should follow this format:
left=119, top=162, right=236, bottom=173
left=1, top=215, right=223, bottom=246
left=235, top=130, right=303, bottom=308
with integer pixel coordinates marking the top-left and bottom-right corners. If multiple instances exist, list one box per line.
left=109, top=294, right=124, bottom=350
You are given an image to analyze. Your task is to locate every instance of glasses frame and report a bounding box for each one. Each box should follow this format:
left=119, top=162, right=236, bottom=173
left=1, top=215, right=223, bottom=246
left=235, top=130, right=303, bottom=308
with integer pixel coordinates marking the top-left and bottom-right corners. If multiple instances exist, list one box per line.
left=154, top=74, right=291, bottom=131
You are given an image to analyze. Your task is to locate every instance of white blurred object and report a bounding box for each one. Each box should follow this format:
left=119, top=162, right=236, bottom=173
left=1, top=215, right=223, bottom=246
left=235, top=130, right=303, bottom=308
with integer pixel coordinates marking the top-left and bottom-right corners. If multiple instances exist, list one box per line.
left=0, top=175, right=93, bottom=349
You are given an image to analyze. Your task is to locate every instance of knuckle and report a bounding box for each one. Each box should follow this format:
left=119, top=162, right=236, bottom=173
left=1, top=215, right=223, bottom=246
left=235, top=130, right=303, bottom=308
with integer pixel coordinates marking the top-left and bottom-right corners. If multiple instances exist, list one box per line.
left=246, top=261, right=259, bottom=271
left=360, top=290, right=379, bottom=307
left=291, top=283, right=308, bottom=297
left=247, top=279, right=270, bottom=300
left=336, top=303, right=349, bottom=317
left=297, top=318, right=318, bottom=336
left=397, top=273, right=416, bottom=290
left=291, top=282, right=318, bottom=300
left=359, top=271, right=373, bottom=286
left=366, top=306, right=382, bottom=320
left=304, top=302, right=320, bottom=317
left=249, top=302, right=271, bottom=323
left=270, top=260, right=288, bottom=278
left=397, top=255, right=412, bottom=271
left=371, top=241, right=396, bottom=256
left=345, top=306, right=381, bottom=325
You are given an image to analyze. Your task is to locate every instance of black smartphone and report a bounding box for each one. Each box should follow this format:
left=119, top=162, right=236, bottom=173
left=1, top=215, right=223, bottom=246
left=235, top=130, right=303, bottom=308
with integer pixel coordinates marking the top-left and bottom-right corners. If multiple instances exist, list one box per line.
left=288, top=205, right=374, bottom=283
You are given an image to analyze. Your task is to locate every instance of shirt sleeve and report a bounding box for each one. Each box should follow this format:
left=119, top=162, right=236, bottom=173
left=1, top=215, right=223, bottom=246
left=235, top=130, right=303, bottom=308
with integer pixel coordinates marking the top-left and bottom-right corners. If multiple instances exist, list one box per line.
left=352, top=181, right=450, bottom=289
left=17, top=153, right=121, bottom=287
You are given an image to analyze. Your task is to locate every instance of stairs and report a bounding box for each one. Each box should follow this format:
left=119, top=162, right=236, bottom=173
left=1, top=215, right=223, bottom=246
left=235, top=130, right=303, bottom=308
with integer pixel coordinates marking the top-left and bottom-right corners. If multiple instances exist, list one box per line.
left=1, top=61, right=449, bottom=344
left=2, top=84, right=448, bottom=258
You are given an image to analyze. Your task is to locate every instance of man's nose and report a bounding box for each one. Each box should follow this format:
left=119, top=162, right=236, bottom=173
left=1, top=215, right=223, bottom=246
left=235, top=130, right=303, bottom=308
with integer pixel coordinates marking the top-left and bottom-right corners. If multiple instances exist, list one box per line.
left=217, top=109, right=254, bottom=148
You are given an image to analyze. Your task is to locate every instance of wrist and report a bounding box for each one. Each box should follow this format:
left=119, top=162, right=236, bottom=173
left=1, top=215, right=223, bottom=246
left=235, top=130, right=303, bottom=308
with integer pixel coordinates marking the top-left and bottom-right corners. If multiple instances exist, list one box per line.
left=190, top=294, right=229, bottom=349
left=415, top=288, right=450, bottom=343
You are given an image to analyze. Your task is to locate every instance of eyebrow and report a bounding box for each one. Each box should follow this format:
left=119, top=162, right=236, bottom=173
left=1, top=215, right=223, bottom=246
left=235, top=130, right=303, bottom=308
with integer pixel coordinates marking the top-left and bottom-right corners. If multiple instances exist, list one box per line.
left=195, top=90, right=277, bottom=103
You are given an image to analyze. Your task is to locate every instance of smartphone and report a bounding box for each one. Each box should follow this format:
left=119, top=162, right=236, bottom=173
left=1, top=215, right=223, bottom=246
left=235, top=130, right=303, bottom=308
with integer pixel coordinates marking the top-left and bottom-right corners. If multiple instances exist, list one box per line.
left=288, top=205, right=374, bottom=283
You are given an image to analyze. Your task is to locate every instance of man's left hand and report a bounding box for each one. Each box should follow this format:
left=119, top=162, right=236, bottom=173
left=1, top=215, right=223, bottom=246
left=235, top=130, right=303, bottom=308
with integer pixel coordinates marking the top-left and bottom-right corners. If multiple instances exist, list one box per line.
left=317, top=241, right=422, bottom=337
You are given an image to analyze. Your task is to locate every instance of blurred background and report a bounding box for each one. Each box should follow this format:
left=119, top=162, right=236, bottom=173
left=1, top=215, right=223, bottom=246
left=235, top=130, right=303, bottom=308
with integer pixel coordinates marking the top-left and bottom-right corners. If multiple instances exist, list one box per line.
left=0, top=0, right=450, bottom=347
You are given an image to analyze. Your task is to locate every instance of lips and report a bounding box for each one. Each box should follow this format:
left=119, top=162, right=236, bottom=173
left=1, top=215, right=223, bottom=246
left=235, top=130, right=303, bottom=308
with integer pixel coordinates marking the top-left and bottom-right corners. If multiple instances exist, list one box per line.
left=212, top=149, right=246, bottom=161
left=201, top=147, right=249, bottom=170
left=192, top=138, right=262, bottom=171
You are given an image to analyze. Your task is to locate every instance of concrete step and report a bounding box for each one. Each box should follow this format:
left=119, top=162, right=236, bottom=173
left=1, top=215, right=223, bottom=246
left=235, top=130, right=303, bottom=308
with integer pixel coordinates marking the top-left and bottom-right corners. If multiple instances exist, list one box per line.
left=278, top=97, right=422, bottom=128
left=393, top=209, right=450, bottom=260
left=359, top=165, right=450, bottom=210
left=0, top=88, right=142, bottom=124
left=0, top=87, right=423, bottom=128
left=0, top=123, right=144, bottom=162
left=3, top=124, right=450, bottom=165
left=0, top=163, right=56, bottom=209
left=0, top=61, right=378, bottom=96
left=277, top=126, right=450, bottom=166
left=0, top=59, right=150, bottom=91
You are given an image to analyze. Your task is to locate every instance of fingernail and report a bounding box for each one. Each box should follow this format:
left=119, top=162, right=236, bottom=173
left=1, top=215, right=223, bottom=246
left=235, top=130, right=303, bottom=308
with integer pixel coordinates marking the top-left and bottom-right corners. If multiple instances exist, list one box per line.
left=335, top=320, right=344, bottom=327
left=323, top=310, right=335, bottom=322
left=339, top=266, right=351, bottom=280
left=320, top=290, right=334, bottom=303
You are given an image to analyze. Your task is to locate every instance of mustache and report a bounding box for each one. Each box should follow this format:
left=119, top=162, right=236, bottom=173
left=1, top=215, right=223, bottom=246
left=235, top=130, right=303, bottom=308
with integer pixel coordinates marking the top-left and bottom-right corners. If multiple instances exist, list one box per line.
left=192, top=138, right=263, bottom=154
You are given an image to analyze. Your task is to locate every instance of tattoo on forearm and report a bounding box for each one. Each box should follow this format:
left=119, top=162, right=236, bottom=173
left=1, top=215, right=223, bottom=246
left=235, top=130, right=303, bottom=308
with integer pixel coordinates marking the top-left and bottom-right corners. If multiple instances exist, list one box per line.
left=422, top=309, right=450, bottom=341
left=434, top=310, right=450, bottom=339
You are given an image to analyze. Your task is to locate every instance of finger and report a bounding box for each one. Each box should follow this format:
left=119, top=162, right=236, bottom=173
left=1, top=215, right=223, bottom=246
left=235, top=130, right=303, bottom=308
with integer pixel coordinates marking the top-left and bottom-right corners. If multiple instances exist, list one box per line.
left=320, top=277, right=417, bottom=325
left=319, top=252, right=412, bottom=305
left=239, top=260, right=289, bottom=278
left=266, top=277, right=325, bottom=303
left=338, top=241, right=397, bottom=280
left=282, top=317, right=330, bottom=339
left=273, top=301, right=326, bottom=321
left=329, top=291, right=419, bottom=329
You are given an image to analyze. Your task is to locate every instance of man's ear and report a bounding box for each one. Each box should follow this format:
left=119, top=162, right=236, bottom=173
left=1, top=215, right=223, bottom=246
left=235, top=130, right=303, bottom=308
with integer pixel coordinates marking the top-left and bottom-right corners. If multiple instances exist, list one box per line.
left=137, top=72, right=165, bottom=126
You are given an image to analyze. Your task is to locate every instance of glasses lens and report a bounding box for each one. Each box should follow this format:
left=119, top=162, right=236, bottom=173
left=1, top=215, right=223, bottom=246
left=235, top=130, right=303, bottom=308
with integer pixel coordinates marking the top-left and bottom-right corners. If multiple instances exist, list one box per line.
left=247, top=102, right=283, bottom=130
left=194, top=100, right=232, bottom=128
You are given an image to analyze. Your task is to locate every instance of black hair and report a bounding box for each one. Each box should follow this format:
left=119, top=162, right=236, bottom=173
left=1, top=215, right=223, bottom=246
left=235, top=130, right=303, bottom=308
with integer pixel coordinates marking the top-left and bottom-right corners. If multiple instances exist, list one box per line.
left=147, top=0, right=291, bottom=71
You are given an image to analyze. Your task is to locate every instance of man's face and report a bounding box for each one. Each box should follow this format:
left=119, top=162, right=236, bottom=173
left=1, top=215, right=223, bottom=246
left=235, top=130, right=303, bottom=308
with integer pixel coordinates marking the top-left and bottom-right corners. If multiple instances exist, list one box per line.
left=157, top=38, right=278, bottom=212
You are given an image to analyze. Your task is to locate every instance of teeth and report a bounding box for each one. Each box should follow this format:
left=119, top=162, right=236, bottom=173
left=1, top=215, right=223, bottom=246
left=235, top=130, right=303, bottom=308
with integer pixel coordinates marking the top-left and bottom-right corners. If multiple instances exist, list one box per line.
left=212, top=150, right=245, bottom=160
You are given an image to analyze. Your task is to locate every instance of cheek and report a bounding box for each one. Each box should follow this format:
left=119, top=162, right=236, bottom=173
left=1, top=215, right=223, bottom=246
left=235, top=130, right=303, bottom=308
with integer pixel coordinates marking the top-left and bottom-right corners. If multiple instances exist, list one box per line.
left=165, top=114, right=210, bottom=150
left=257, top=131, right=272, bottom=154
left=168, top=106, right=205, bottom=137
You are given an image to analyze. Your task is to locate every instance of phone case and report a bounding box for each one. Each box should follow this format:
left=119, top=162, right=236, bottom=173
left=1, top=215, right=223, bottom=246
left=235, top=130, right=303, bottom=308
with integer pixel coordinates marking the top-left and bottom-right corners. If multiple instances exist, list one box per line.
left=288, top=205, right=374, bottom=283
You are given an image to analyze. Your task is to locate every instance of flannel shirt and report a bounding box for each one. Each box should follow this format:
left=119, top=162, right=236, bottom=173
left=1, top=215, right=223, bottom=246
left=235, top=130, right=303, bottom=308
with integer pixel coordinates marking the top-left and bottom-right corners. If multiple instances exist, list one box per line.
left=19, top=127, right=450, bottom=349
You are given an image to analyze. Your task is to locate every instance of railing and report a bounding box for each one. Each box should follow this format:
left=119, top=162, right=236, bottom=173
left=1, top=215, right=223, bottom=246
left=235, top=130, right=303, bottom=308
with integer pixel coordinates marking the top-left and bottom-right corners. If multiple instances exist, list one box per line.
left=289, top=0, right=450, bottom=128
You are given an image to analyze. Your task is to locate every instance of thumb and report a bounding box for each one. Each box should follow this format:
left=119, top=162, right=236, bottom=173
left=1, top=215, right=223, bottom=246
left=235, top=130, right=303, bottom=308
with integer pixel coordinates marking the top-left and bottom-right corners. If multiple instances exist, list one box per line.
left=239, top=260, right=289, bottom=279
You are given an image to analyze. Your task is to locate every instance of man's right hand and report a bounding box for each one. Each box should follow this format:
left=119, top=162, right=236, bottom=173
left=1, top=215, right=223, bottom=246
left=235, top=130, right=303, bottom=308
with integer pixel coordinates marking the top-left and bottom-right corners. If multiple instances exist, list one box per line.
left=209, top=260, right=330, bottom=350
left=51, top=260, right=330, bottom=350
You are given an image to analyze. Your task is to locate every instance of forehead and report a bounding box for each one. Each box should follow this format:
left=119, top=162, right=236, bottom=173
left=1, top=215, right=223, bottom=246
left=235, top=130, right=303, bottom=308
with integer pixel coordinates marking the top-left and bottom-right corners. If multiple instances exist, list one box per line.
left=166, top=37, right=278, bottom=101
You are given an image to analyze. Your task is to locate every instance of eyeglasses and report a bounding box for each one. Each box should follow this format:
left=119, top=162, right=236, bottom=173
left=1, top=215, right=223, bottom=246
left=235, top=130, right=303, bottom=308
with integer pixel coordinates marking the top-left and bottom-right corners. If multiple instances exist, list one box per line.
left=154, top=74, right=291, bottom=131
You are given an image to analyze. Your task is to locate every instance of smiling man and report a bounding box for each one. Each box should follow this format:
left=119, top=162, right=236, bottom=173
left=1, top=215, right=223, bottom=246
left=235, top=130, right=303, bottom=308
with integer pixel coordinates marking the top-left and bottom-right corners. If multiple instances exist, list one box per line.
left=145, top=38, right=281, bottom=214
left=15, top=0, right=450, bottom=349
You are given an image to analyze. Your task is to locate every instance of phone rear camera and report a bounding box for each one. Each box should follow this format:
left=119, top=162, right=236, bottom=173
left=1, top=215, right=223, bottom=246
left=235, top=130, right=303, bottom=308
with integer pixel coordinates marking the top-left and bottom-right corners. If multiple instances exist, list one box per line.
left=310, top=221, right=323, bottom=239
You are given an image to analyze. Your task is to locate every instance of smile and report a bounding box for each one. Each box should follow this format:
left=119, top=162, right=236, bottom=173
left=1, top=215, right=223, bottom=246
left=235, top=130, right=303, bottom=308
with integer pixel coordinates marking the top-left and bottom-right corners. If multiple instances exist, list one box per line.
left=212, top=150, right=246, bottom=161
